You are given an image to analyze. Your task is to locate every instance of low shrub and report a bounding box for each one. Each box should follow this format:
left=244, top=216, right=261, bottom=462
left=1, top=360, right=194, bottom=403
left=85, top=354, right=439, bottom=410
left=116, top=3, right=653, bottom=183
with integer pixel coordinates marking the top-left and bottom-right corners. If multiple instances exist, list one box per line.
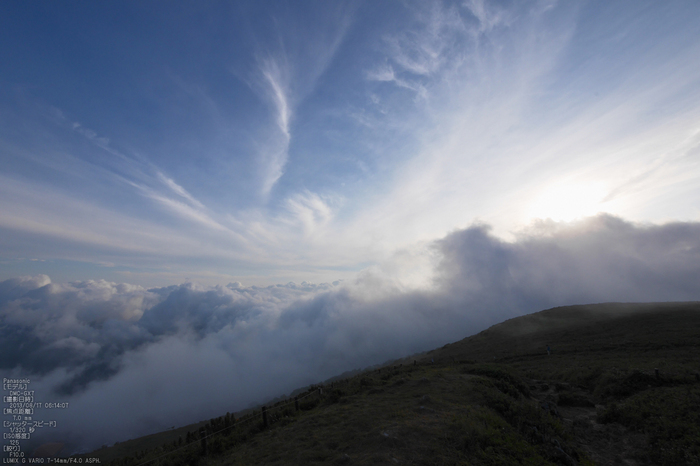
left=598, top=385, right=700, bottom=466
left=463, top=364, right=531, bottom=398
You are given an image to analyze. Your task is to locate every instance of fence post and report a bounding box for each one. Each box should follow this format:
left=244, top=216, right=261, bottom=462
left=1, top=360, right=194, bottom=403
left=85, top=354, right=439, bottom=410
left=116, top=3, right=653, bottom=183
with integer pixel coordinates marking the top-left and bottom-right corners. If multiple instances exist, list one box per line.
left=199, top=427, right=207, bottom=456
left=655, top=368, right=659, bottom=379
left=262, top=406, right=268, bottom=428
left=295, top=396, right=299, bottom=411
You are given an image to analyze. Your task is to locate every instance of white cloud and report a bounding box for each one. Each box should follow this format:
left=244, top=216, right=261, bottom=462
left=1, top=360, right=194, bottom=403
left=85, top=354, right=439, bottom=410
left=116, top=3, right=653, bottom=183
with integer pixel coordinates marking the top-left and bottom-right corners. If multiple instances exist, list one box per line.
left=366, top=63, right=396, bottom=82
left=249, top=7, right=354, bottom=197
left=2, top=0, right=699, bottom=295
left=255, top=56, right=293, bottom=195
left=156, top=172, right=206, bottom=210
left=0, top=175, right=256, bottom=264
left=2, top=214, right=699, bottom=452
left=146, top=191, right=227, bottom=232
left=463, top=0, right=514, bottom=35
left=260, top=57, right=293, bottom=139
left=384, top=1, right=469, bottom=78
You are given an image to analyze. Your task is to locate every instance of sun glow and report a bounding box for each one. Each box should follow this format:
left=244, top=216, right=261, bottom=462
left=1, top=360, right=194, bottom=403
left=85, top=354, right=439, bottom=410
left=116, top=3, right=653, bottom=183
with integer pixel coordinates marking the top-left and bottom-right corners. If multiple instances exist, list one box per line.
left=528, top=181, right=608, bottom=222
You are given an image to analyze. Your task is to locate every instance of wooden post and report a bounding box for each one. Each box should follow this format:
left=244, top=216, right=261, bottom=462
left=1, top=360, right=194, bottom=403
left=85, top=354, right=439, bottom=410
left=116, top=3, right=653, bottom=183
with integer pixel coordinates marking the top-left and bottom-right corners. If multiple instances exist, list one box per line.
left=199, top=427, right=207, bottom=456
left=229, top=413, right=235, bottom=434
left=655, top=368, right=659, bottom=379
left=262, top=406, right=268, bottom=428
left=414, top=360, right=416, bottom=366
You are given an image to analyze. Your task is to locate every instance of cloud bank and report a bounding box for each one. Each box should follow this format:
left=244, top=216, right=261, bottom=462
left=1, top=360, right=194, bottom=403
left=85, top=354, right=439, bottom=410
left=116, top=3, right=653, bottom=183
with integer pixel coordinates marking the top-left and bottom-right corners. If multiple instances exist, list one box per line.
left=1, top=215, right=699, bottom=453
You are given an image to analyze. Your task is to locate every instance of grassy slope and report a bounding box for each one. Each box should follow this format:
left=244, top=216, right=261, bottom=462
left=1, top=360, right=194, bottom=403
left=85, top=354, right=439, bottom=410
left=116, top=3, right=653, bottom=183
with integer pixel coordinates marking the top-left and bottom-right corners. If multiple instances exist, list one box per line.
left=81, top=302, right=700, bottom=466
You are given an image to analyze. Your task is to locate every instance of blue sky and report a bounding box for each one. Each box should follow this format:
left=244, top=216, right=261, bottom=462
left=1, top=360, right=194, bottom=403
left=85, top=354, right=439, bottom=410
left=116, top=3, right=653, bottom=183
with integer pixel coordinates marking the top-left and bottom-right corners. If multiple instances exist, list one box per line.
left=1, top=0, right=700, bottom=288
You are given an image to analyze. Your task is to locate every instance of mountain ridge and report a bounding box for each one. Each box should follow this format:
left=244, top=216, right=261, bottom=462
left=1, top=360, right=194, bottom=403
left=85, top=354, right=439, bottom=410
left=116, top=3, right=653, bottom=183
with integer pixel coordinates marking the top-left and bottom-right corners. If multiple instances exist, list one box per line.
left=73, top=301, right=700, bottom=465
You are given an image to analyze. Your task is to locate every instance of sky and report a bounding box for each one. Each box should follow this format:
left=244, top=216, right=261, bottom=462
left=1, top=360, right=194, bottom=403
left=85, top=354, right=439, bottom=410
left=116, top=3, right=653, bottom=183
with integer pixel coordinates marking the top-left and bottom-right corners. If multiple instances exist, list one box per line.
left=1, top=0, right=700, bottom=454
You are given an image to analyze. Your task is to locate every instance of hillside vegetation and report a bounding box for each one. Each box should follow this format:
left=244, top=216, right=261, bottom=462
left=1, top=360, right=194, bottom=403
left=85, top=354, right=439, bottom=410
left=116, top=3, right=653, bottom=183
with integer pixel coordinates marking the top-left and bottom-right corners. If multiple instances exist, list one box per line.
left=79, top=302, right=700, bottom=465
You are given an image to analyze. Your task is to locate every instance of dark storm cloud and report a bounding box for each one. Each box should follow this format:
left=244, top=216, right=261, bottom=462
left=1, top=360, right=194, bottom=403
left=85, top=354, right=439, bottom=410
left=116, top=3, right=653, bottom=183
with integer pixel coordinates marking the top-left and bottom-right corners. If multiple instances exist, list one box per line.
left=1, top=215, right=699, bottom=452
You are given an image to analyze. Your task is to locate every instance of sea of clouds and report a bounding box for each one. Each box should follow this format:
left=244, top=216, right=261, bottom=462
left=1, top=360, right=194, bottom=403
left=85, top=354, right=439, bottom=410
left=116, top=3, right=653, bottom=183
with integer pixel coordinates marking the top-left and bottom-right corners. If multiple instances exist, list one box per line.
left=1, top=214, right=699, bottom=453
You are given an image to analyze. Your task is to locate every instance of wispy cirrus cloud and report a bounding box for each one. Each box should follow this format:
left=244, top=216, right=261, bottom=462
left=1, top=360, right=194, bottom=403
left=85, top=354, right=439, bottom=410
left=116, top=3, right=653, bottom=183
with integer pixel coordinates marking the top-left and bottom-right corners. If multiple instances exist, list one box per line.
left=61, top=122, right=233, bottom=238
left=354, top=0, right=700, bottom=248
left=387, top=2, right=467, bottom=77
left=156, top=172, right=206, bottom=210
left=1, top=0, right=699, bottom=289
left=256, top=56, right=294, bottom=195
left=283, top=189, right=338, bottom=238
left=248, top=5, right=355, bottom=197
left=120, top=173, right=234, bottom=235
left=366, top=0, right=472, bottom=102
left=260, top=57, right=293, bottom=140
left=463, top=0, right=516, bottom=36
left=366, top=64, right=428, bottom=100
